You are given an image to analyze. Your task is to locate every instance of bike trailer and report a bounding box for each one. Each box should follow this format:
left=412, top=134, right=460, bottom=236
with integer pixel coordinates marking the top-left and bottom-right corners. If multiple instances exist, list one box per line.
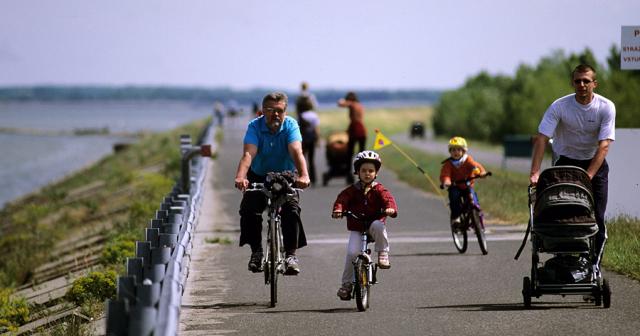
left=322, top=131, right=350, bottom=186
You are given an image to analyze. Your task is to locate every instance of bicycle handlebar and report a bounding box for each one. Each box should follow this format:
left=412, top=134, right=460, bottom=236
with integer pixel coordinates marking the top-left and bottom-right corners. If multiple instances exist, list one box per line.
left=245, top=182, right=302, bottom=196
left=440, top=172, right=492, bottom=189
left=339, top=210, right=387, bottom=221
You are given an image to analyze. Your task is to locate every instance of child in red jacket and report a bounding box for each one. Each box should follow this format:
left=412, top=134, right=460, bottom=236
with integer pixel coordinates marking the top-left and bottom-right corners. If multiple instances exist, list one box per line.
left=332, top=150, right=398, bottom=300
left=440, top=136, right=487, bottom=227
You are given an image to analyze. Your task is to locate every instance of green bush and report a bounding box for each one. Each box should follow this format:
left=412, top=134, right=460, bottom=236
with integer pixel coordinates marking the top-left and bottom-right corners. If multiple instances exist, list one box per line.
left=0, top=288, right=30, bottom=332
left=65, top=270, right=117, bottom=306
left=433, top=47, right=640, bottom=144
left=100, top=236, right=136, bottom=266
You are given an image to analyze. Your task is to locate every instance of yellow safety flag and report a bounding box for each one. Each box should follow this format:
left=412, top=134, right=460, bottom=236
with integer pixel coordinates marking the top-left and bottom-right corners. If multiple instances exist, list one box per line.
left=372, top=129, right=447, bottom=207
left=373, top=130, right=393, bottom=150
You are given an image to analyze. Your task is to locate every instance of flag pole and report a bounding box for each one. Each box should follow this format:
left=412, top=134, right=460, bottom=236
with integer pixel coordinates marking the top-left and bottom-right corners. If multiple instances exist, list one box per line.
left=374, top=129, right=448, bottom=207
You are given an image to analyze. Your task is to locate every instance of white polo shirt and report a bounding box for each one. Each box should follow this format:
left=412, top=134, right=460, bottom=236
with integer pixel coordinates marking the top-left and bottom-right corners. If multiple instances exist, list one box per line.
left=538, top=93, right=616, bottom=160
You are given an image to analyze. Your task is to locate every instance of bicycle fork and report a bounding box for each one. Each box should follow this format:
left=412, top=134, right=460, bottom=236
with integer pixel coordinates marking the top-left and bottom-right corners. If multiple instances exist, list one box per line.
left=352, top=232, right=377, bottom=285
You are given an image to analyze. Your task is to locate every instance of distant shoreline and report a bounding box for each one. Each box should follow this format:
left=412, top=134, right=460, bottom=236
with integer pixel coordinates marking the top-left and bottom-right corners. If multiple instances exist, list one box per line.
left=0, top=86, right=442, bottom=105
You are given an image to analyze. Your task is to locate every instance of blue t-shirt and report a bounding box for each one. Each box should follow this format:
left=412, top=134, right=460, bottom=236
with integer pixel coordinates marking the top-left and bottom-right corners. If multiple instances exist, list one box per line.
left=244, top=116, right=302, bottom=176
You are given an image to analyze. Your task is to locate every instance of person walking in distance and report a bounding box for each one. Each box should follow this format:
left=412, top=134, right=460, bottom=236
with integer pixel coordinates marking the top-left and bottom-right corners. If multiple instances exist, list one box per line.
left=338, top=91, right=367, bottom=184
left=234, top=91, right=311, bottom=275
left=296, top=82, right=320, bottom=185
left=530, top=64, right=616, bottom=271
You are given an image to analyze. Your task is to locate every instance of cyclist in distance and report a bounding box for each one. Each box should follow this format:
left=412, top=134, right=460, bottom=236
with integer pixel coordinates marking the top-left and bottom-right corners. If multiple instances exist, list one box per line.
left=439, top=136, right=487, bottom=228
left=234, top=91, right=311, bottom=275
left=332, top=150, right=398, bottom=300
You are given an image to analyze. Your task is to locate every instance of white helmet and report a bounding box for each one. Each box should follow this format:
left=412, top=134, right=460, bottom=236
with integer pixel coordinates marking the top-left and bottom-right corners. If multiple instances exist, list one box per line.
left=353, top=150, right=382, bottom=174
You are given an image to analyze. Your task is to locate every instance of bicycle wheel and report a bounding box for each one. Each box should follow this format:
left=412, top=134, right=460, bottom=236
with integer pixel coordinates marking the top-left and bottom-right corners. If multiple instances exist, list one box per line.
left=471, top=209, right=488, bottom=255
left=354, top=258, right=370, bottom=311
left=451, top=218, right=467, bottom=253
left=268, top=217, right=278, bottom=307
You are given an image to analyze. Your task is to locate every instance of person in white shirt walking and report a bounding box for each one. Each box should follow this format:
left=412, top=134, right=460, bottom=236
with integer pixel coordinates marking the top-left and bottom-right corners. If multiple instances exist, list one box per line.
left=530, top=64, right=616, bottom=269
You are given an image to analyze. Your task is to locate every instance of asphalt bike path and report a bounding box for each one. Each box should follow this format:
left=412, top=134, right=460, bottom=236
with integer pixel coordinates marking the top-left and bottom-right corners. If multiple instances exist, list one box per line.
left=180, top=116, right=640, bottom=336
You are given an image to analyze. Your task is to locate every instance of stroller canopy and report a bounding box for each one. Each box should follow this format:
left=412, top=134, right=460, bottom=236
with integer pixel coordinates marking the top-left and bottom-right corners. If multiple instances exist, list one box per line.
left=533, top=166, right=597, bottom=239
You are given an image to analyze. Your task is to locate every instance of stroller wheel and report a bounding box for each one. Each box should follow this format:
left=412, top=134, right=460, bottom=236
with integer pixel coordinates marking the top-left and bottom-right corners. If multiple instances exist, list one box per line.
left=522, top=277, right=532, bottom=308
left=602, top=278, right=611, bottom=308
left=594, top=277, right=602, bottom=306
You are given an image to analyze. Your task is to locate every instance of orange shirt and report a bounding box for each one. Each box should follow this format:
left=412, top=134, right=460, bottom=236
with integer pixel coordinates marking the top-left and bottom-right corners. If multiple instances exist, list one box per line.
left=440, top=154, right=486, bottom=189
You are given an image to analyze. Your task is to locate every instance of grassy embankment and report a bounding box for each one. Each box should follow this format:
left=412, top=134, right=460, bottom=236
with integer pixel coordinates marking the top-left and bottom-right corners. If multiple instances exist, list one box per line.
left=318, top=106, right=639, bottom=281
left=0, top=118, right=210, bottom=332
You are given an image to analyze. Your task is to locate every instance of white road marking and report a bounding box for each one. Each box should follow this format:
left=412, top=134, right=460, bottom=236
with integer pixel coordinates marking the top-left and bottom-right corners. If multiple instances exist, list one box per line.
left=307, top=232, right=525, bottom=244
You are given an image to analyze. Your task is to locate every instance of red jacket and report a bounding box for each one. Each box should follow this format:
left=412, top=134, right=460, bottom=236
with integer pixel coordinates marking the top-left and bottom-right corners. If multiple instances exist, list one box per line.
left=439, top=154, right=486, bottom=190
left=333, top=182, right=398, bottom=231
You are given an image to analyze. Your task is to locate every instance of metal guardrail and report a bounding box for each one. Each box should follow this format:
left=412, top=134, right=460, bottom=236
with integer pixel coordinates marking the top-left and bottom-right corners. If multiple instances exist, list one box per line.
left=105, top=122, right=214, bottom=336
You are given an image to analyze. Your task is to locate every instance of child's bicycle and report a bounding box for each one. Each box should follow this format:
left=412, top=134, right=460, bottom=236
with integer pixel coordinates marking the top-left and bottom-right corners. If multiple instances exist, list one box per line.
left=339, top=210, right=382, bottom=312
left=245, top=172, right=302, bottom=308
left=441, top=172, right=491, bottom=255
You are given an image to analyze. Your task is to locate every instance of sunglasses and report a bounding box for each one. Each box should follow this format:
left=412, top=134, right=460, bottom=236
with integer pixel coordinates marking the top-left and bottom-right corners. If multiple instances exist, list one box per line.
left=263, top=107, right=286, bottom=114
left=573, top=79, right=593, bottom=85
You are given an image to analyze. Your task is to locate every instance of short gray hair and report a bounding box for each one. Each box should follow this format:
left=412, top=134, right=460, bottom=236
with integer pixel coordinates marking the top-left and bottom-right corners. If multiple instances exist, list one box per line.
left=262, top=91, right=289, bottom=109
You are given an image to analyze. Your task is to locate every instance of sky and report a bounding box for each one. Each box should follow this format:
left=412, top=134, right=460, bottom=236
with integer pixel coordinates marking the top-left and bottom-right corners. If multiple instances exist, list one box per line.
left=1, top=0, right=638, bottom=91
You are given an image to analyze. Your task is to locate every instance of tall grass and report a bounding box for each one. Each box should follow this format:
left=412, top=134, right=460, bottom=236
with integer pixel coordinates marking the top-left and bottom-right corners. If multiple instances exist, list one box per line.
left=602, top=216, right=640, bottom=280
left=0, top=118, right=209, bottom=287
left=318, top=106, right=434, bottom=142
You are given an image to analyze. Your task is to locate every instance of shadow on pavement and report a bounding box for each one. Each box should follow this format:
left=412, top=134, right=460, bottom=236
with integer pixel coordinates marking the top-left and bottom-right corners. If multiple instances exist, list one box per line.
left=258, top=307, right=360, bottom=314
left=418, top=301, right=599, bottom=311
left=182, top=302, right=270, bottom=310
left=393, top=252, right=481, bottom=257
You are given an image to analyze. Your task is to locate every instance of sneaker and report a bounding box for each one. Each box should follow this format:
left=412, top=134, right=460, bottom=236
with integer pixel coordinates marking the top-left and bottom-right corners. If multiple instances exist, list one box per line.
left=337, top=283, right=352, bottom=300
left=378, top=252, right=391, bottom=269
left=284, top=255, right=300, bottom=275
left=248, top=252, right=263, bottom=273
left=450, top=217, right=462, bottom=231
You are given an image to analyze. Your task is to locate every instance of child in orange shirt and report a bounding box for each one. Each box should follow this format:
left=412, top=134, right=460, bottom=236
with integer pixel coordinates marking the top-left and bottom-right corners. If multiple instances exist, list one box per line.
left=439, top=136, right=487, bottom=227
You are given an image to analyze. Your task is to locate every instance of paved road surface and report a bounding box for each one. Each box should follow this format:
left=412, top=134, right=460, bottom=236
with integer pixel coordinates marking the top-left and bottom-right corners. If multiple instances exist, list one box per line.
left=180, top=116, right=640, bottom=336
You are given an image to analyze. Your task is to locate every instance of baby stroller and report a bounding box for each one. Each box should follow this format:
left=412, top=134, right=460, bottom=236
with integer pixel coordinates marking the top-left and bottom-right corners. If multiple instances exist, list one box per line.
left=322, top=131, right=350, bottom=186
left=515, top=166, right=611, bottom=308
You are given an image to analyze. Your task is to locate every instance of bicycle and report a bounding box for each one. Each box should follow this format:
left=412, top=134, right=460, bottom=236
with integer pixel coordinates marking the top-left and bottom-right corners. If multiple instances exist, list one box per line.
left=245, top=172, right=302, bottom=307
left=441, top=172, right=491, bottom=255
left=338, top=210, right=383, bottom=312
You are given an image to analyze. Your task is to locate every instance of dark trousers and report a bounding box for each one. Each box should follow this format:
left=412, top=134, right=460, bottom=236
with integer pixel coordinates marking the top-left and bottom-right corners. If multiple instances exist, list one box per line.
left=302, top=141, right=316, bottom=184
left=346, top=136, right=366, bottom=183
left=555, top=156, right=609, bottom=265
left=448, top=186, right=479, bottom=219
left=239, top=170, right=307, bottom=253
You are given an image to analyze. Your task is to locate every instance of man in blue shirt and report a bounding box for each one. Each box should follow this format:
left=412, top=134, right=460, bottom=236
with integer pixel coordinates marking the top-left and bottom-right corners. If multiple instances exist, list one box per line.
left=234, top=91, right=311, bottom=275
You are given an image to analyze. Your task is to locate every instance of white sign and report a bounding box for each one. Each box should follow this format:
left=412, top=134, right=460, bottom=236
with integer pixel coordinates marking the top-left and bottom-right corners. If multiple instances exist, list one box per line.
left=621, top=26, right=640, bottom=70
left=607, top=129, right=640, bottom=220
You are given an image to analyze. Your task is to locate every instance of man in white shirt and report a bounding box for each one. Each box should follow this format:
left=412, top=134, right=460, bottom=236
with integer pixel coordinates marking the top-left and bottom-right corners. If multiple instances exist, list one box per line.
left=530, top=64, right=616, bottom=269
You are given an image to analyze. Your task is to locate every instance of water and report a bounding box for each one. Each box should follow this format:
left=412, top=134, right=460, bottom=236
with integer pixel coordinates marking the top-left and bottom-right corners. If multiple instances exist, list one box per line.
left=0, top=100, right=213, bottom=207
